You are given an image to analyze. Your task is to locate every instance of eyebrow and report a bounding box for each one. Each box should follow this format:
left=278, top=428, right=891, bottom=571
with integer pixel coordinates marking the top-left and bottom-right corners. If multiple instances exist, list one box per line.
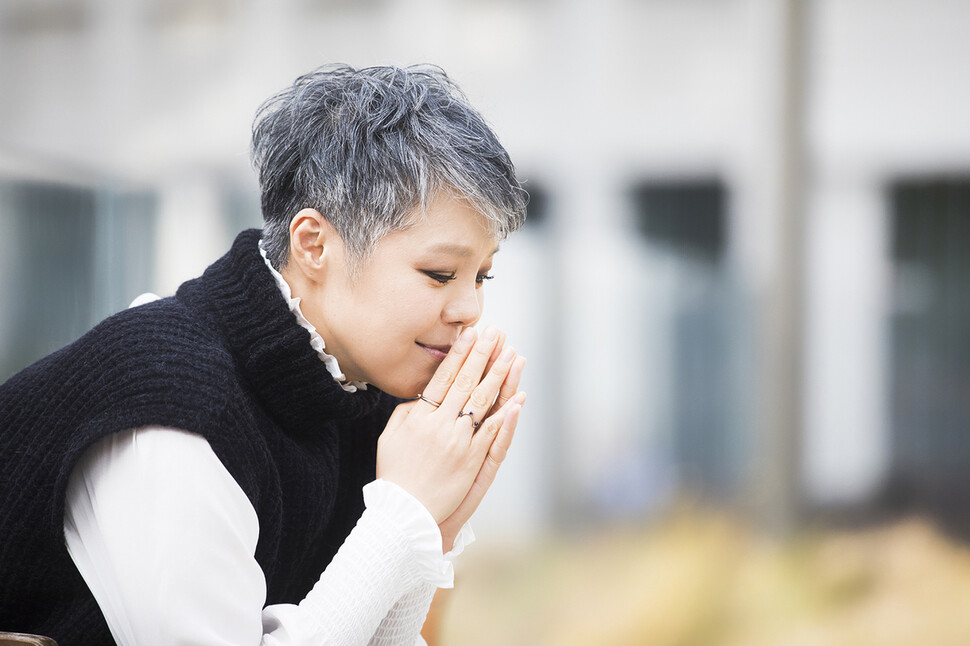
left=425, top=242, right=500, bottom=257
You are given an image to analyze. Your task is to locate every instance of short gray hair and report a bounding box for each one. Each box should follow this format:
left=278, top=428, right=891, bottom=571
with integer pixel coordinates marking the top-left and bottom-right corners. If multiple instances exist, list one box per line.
left=251, top=64, right=528, bottom=272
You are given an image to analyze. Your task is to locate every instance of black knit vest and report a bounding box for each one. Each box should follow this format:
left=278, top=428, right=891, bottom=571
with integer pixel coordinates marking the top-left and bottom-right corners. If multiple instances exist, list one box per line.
left=0, top=229, right=397, bottom=645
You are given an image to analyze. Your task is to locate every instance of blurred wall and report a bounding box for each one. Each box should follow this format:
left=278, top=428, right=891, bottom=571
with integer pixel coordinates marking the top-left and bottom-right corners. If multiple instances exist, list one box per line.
left=2, top=0, right=970, bottom=539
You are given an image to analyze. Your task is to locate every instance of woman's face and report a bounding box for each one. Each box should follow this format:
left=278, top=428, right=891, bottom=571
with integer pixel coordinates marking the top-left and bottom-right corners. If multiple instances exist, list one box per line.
left=289, top=195, right=500, bottom=398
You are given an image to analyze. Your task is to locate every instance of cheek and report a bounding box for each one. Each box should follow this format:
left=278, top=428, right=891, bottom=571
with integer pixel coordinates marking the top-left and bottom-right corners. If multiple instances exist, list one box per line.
left=364, top=289, right=440, bottom=345
left=399, top=290, right=444, bottom=325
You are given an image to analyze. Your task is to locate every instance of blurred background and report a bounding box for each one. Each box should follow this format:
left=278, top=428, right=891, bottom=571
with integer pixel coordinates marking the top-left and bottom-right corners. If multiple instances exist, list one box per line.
left=2, top=0, right=970, bottom=643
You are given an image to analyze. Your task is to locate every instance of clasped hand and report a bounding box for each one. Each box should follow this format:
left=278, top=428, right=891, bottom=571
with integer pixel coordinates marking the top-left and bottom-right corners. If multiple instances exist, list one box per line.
left=376, top=325, right=527, bottom=551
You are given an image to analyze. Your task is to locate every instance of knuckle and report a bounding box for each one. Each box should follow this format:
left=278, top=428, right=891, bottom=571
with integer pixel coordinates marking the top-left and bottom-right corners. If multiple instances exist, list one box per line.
left=433, top=368, right=454, bottom=385
left=470, top=390, right=491, bottom=409
left=473, top=342, right=493, bottom=357
left=454, top=372, right=477, bottom=392
left=492, top=353, right=513, bottom=369
left=480, top=419, right=499, bottom=436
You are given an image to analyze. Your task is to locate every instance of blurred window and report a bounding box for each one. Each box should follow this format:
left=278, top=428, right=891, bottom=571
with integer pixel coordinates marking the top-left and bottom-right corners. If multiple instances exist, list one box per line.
left=0, top=178, right=155, bottom=382
left=632, top=180, right=725, bottom=263
left=888, top=178, right=970, bottom=523
left=631, top=179, right=744, bottom=503
left=523, top=182, right=548, bottom=228
left=220, top=180, right=262, bottom=234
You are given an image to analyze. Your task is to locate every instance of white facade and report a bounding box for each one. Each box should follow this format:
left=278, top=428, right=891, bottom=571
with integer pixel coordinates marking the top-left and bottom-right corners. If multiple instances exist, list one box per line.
left=2, top=0, right=969, bottom=538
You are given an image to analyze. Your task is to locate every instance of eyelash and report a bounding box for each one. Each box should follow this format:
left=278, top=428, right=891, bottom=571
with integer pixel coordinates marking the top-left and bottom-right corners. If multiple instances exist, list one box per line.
left=424, top=271, right=494, bottom=285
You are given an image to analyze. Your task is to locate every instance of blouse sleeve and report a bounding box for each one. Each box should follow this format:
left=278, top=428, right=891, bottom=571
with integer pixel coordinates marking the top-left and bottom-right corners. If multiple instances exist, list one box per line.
left=63, top=427, right=465, bottom=646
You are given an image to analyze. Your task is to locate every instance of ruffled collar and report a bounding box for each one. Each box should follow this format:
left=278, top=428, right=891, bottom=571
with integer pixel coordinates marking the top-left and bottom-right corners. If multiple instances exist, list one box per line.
left=257, top=241, right=367, bottom=393
left=179, top=229, right=384, bottom=433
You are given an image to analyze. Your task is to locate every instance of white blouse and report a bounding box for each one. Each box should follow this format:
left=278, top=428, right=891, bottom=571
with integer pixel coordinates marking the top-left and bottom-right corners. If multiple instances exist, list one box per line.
left=63, top=265, right=472, bottom=646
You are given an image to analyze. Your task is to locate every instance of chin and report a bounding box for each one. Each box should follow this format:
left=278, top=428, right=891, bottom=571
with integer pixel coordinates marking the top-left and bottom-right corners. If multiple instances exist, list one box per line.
left=376, top=382, right=423, bottom=400
left=372, top=370, right=433, bottom=400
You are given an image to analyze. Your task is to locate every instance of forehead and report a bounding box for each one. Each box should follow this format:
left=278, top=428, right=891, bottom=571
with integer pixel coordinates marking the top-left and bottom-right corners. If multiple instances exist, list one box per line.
left=392, top=195, right=500, bottom=258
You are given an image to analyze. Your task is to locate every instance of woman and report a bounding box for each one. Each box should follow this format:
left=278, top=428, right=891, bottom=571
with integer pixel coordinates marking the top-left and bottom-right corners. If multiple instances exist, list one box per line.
left=0, top=64, right=528, bottom=645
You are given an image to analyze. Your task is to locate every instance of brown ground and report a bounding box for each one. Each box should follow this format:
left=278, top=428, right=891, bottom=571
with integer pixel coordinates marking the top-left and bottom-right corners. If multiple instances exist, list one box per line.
left=436, top=511, right=970, bottom=645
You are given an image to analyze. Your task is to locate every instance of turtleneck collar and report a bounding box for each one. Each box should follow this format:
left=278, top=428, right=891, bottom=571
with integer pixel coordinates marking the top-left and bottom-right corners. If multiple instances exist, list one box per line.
left=256, top=240, right=368, bottom=393
left=179, top=229, right=384, bottom=433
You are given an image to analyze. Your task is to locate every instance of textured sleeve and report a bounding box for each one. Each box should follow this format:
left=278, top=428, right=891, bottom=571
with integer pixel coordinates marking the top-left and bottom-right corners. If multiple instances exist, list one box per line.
left=368, top=517, right=476, bottom=646
left=261, top=480, right=463, bottom=646
left=65, top=430, right=464, bottom=646
left=368, top=583, right=435, bottom=646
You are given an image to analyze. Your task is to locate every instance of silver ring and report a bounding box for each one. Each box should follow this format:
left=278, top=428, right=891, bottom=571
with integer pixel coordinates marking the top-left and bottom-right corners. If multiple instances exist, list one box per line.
left=458, top=410, right=481, bottom=429
left=419, top=394, right=441, bottom=408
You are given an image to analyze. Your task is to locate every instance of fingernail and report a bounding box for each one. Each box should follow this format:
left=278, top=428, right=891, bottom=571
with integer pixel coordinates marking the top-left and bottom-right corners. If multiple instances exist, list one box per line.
left=500, top=346, right=516, bottom=362
left=483, top=325, right=497, bottom=341
left=514, top=391, right=527, bottom=405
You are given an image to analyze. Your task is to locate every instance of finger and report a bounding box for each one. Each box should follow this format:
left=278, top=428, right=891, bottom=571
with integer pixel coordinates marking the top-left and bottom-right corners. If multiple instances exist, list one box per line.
left=419, top=327, right=477, bottom=409
left=486, top=399, right=522, bottom=467
left=439, top=325, right=502, bottom=415
left=472, top=391, right=526, bottom=453
left=437, top=396, right=525, bottom=537
left=462, top=346, right=517, bottom=425
left=488, top=355, right=526, bottom=418
left=482, top=330, right=506, bottom=376
left=465, top=398, right=524, bottom=501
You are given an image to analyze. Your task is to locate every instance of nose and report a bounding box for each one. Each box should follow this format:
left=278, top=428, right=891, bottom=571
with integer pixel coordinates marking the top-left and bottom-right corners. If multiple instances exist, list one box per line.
left=443, top=283, right=483, bottom=328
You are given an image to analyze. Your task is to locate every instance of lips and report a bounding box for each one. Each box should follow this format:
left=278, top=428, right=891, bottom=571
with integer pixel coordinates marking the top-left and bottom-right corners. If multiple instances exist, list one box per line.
left=416, top=341, right=452, bottom=361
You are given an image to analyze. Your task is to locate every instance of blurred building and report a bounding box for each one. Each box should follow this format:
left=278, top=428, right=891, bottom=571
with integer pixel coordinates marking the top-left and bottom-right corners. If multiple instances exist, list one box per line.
left=2, top=0, right=969, bottom=539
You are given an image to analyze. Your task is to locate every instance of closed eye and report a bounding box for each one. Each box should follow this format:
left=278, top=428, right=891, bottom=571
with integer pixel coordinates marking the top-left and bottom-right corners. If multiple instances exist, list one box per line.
left=423, top=270, right=456, bottom=284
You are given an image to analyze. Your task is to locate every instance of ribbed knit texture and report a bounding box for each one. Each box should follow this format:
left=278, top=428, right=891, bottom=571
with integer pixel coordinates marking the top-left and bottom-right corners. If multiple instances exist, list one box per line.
left=0, top=229, right=397, bottom=645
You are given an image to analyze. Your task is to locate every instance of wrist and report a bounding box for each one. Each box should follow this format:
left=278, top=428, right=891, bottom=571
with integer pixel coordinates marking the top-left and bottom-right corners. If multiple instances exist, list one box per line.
left=438, top=521, right=476, bottom=560
left=440, top=530, right=456, bottom=554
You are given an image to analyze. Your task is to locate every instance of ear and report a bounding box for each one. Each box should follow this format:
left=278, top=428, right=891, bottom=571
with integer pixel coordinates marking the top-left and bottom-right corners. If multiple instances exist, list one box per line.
left=287, top=209, right=339, bottom=280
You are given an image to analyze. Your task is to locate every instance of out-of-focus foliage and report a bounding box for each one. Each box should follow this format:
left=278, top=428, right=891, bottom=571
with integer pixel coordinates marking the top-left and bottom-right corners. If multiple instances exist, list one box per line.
left=441, top=513, right=970, bottom=645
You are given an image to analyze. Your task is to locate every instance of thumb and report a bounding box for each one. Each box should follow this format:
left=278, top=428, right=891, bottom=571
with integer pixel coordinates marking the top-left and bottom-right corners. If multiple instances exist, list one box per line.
left=385, top=399, right=417, bottom=432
